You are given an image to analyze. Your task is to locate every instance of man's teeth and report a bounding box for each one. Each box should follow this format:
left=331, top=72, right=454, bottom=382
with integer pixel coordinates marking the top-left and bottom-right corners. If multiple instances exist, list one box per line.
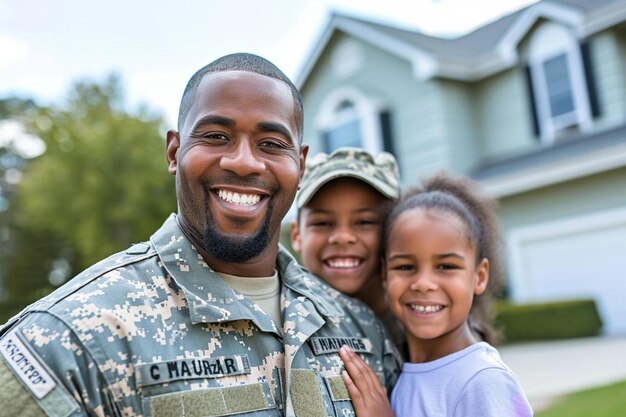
left=217, top=190, right=261, bottom=206
left=327, top=258, right=360, bottom=268
left=410, top=304, right=443, bottom=313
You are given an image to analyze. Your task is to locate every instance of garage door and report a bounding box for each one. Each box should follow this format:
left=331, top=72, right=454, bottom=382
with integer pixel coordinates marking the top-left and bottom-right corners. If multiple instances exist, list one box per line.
left=508, top=207, right=626, bottom=335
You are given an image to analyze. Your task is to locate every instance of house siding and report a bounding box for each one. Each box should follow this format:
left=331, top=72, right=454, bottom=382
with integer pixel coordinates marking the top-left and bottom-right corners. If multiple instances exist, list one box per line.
left=591, top=29, right=626, bottom=131
left=436, top=80, right=481, bottom=175
left=475, top=68, right=538, bottom=161
left=497, top=166, right=626, bottom=234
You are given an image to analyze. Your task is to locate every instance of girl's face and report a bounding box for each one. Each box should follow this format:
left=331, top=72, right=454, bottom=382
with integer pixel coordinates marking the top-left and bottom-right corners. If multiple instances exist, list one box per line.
left=384, top=208, right=489, bottom=362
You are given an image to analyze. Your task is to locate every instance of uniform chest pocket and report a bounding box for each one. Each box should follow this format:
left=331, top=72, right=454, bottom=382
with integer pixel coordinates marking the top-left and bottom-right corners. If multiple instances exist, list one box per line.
left=290, top=369, right=356, bottom=417
left=136, top=355, right=281, bottom=416
left=143, top=382, right=280, bottom=417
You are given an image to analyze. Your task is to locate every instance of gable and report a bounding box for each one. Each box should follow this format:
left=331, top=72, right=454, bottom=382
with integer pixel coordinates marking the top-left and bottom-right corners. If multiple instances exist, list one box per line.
left=297, top=0, right=626, bottom=88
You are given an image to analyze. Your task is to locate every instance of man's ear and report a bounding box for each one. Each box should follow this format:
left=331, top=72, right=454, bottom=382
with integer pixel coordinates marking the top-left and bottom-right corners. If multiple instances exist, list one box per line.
left=290, top=219, right=302, bottom=252
left=166, top=130, right=180, bottom=175
left=474, top=258, right=490, bottom=296
left=298, top=144, right=309, bottom=181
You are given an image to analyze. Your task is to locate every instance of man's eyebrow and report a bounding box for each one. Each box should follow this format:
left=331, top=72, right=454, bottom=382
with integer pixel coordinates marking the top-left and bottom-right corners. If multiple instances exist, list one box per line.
left=191, top=115, right=234, bottom=131
left=257, top=121, right=294, bottom=143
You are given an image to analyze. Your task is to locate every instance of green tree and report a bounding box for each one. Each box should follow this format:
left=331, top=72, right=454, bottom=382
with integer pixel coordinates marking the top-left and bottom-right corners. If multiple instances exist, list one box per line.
left=0, top=96, right=51, bottom=322
left=1, top=75, right=176, bottom=321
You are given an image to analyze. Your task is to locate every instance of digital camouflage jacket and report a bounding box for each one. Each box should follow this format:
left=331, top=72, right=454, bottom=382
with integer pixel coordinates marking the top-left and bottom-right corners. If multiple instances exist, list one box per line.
left=0, top=214, right=401, bottom=417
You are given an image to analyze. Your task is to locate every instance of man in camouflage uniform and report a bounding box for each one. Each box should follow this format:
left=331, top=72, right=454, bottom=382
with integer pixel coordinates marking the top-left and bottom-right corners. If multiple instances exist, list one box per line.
left=0, top=53, right=400, bottom=417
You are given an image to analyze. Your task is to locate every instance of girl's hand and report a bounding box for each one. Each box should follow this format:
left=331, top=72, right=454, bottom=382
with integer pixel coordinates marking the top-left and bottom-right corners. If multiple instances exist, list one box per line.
left=339, top=345, right=395, bottom=417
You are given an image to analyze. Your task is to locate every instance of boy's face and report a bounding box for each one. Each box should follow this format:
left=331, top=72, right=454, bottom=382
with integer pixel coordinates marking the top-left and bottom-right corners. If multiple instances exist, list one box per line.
left=291, top=177, right=386, bottom=296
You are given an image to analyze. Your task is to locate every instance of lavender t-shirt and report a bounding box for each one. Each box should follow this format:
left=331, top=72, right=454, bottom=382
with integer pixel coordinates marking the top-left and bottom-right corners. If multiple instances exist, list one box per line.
left=390, top=342, right=533, bottom=416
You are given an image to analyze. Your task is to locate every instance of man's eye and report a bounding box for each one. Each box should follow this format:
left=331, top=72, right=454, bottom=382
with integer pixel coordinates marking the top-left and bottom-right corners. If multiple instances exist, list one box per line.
left=259, top=139, right=288, bottom=149
left=192, top=132, right=228, bottom=141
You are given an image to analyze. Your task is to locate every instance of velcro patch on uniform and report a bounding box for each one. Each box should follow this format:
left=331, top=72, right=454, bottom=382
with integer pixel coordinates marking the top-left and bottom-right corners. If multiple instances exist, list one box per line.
left=309, top=337, right=371, bottom=355
left=136, top=354, right=250, bottom=386
left=0, top=330, right=55, bottom=399
left=290, top=369, right=327, bottom=417
left=0, top=339, right=79, bottom=417
left=0, top=358, right=47, bottom=417
left=324, top=375, right=350, bottom=401
left=149, top=382, right=275, bottom=417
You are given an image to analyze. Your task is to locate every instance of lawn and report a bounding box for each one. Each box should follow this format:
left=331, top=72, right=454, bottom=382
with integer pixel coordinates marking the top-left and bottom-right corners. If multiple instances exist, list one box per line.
left=535, top=380, right=626, bottom=417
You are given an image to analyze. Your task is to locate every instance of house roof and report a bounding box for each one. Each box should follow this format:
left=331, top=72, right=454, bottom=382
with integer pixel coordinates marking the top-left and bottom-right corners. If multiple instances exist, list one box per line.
left=296, top=0, right=626, bottom=87
left=472, top=124, right=626, bottom=197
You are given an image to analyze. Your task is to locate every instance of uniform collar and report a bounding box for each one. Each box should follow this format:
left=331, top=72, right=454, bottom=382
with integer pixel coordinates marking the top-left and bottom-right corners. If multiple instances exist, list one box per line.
left=276, top=244, right=343, bottom=318
left=150, top=214, right=342, bottom=328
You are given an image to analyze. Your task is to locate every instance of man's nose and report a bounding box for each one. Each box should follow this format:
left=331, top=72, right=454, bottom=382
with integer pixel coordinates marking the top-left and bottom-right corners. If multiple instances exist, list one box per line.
left=219, top=139, right=265, bottom=176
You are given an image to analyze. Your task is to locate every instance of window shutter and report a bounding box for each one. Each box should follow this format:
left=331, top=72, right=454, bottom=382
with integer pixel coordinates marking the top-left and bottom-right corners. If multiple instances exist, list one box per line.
left=524, top=65, right=540, bottom=137
left=379, top=111, right=395, bottom=155
left=580, top=41, right=601, bottom=118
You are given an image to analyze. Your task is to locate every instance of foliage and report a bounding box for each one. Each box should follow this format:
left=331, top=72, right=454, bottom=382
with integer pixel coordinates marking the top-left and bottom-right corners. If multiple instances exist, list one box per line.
left=495, top=299, right=603, bottom=342
left=17, top=75, right=176, bottom=268
left=0, top=96, right=51, bottom=322
left=535, top=380, right=626, bottom=417
left=0, top=76, right=176, bottom=322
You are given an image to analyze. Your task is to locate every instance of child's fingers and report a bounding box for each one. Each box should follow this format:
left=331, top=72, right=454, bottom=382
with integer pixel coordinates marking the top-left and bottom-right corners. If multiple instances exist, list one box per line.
left=339, top=345, right=383, bottom=396
left=339, top=346, right=396, bottom=417
left=341, top=370, right=364, bottom=401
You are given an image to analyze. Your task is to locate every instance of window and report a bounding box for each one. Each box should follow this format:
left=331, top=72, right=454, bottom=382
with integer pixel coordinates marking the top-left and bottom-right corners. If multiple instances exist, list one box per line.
left=526, top=23, right=599, bottom=144
left=544, top=54, right=575, bottom=118
left=316, top=88, right=394, bottom=155
left=322, top=101, right=363, bottom=151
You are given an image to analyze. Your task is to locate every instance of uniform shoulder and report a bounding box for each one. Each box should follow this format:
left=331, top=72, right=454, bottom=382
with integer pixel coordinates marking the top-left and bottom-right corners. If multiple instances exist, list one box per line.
left=1, top=242, right=159, bottom=333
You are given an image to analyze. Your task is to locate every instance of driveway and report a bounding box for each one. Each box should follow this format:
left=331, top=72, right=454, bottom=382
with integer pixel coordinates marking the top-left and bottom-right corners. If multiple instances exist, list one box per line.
left=498, top=336, right=626, bottom=411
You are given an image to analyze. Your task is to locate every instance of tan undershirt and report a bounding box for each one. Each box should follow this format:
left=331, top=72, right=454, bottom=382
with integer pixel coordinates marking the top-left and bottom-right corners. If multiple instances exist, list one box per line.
left=216, top=270, right=282, bottom=330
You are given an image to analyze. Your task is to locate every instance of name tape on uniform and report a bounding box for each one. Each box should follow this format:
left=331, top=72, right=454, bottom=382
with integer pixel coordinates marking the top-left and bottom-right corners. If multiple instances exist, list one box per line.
left=136, top=354, right=250, bottom=386
left=309, top=337, right=371, bottom=355
left=0, top=330, right=55, bottom=399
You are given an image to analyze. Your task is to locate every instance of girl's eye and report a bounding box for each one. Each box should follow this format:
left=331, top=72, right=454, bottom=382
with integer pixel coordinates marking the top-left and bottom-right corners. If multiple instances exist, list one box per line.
left=437, top=264, right=459, bottom=270
left=355, top=219, right=379, bottom=226
left=390, top=264, right=414, bottom=272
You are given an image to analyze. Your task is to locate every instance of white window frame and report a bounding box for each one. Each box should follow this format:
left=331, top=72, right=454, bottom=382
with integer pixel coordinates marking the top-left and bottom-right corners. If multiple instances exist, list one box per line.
left=528, top=22, right=593, bottom=144
left=315, top=87, right=384, bottom=153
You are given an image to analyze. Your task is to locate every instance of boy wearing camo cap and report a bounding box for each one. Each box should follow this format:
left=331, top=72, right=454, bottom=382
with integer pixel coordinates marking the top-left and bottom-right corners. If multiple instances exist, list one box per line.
left=291, top=147, right=406, bottom=351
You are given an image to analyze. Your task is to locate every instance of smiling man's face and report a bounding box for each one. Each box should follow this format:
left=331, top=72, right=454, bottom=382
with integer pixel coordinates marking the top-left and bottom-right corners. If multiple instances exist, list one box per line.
left=166, top=70, right=307, bottom=275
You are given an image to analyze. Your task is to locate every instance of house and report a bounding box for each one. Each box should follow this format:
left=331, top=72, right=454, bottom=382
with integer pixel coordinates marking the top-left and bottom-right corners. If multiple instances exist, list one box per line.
left=295, top=0, right=626, bottom=335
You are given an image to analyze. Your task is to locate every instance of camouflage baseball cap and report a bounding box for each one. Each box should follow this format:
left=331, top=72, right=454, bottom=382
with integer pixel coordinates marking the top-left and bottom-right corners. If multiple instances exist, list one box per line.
left=296, top=147, right=401, bottom=208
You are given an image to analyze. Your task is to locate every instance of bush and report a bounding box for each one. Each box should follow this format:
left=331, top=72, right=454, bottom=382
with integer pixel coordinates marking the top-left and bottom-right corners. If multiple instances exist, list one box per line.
left=494, top=299, right=603, bottom=343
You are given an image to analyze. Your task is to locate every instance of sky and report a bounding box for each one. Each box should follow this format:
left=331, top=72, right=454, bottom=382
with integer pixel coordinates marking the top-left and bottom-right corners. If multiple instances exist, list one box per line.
left=0, top=0, right=539, bottom=129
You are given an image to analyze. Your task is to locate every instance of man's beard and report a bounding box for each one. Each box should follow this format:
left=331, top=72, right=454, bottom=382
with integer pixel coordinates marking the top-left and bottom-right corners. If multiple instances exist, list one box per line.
left=202, top=203, right=272, bottom=264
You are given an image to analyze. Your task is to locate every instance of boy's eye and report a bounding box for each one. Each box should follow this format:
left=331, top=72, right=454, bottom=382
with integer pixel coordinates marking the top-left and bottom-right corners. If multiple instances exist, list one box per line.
left=437, top=264, right=459, bottom=270
left=309, top=221, right=332, bottom=227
